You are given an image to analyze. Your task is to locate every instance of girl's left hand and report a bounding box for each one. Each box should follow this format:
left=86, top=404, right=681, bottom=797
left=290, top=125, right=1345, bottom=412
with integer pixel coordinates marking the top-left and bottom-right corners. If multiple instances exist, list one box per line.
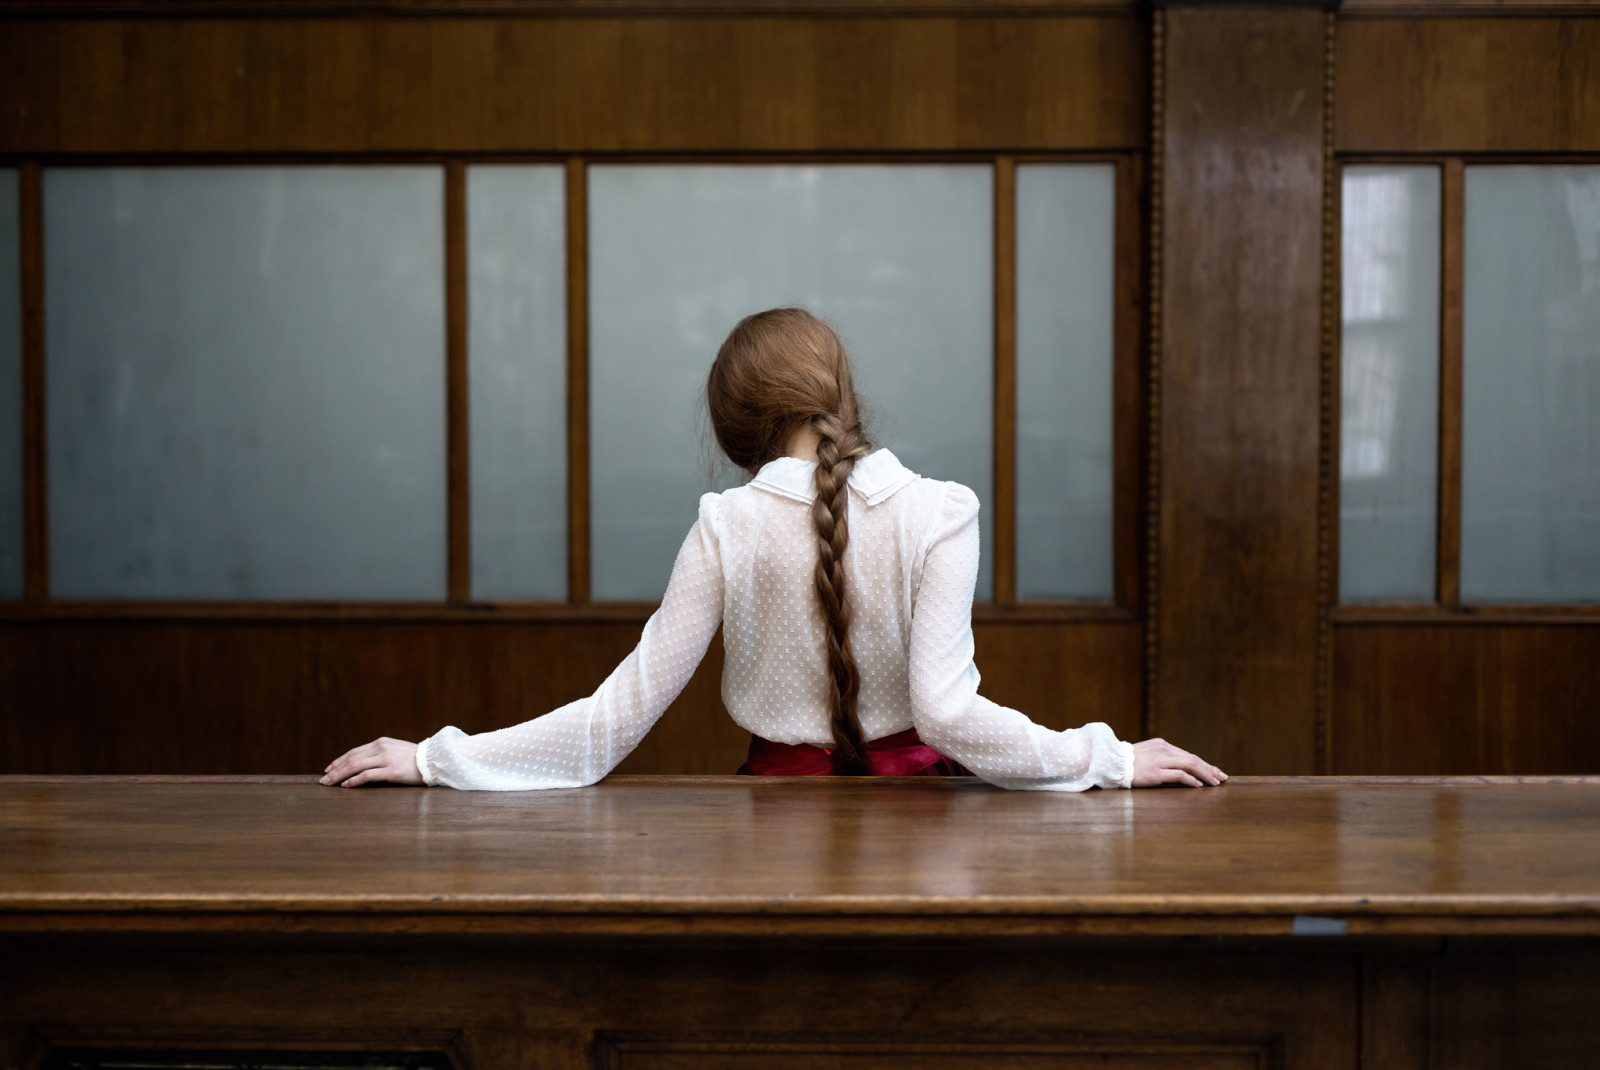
left=321, top=737, right=423, bottom=787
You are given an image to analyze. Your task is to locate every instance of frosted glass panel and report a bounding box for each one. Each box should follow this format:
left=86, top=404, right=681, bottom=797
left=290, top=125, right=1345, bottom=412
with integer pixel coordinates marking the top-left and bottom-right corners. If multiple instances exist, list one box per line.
left=1015, top=163, right=1115, bottom=600
left=468, top=165, right=567, bottom=600
left=1339, top=165, right=1440, bottom=602
left=1462, top=166, right=1600, bottom=602
left=589, top=165, right=994, bottom=601
left=0, top=169, right=19, bottom=599
left=46, top=166, right=446, bottom=599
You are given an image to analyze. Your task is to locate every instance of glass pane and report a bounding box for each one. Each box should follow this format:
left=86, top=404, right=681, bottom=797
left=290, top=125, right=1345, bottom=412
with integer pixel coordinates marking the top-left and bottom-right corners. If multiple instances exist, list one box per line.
left=1338, top=165, right=1441, bottom=603
left=468, top=165, right=567, bottom=600
left=588, top=164, right=994, bottom=601
left=1462, top=165, right=1600, bottom=602
left=46, top=166, right=447, bottom=600
left=0, top=169, right=20, bottom=599
left=1015, top=163, right=1115, bottom=600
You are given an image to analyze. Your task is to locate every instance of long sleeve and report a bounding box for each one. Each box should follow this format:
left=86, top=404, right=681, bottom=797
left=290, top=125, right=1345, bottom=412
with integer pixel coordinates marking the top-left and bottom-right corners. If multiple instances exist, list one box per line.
left=415, top=495, right=725, bottom=790
left=908, top=483, right=1135, bottom=791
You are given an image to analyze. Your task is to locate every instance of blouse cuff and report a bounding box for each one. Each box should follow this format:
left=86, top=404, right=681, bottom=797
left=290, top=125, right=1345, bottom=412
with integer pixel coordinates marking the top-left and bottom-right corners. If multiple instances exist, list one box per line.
left=1115, top=737, right=1136, bottom=790
left=413, top=735, right=436, bottom=786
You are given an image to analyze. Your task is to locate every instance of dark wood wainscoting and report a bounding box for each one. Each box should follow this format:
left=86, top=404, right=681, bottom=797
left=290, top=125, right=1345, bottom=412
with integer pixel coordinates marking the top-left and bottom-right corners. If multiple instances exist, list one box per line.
left=0, top=619, right=1140, bottom=775
left=1332, top=623, right=1600, bottom=776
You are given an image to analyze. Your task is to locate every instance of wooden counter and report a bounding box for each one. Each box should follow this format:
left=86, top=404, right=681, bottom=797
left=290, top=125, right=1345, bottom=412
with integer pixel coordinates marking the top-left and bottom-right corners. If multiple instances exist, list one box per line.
left=4, top=776, right=1599, bottom=1068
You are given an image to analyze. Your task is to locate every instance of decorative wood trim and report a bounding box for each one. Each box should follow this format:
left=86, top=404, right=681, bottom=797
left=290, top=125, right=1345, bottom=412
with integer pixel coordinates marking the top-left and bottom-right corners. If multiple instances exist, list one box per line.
left=1340, top=0, right=1600, bottom=15
left=0, top=599, right=1141, bottom=625
left=993, top=155, right=1017, bottom=607
left=566, top=158, right=590, bottom=606
left=1437, top=158, right=1464, bottom=611
left=1315, top=10, right=1337, bottom=774
left=1332, top=604, right=1600, bottom=625
left=446, top=160, right=471, bottom=604
left=1141, top=9, right=1164, bottom=742
left=1112, top=152, right=1144, bottom=613
left=0, top=0, right=1149, bottom=16
left=0, top=601, right=665, bottom=623
left=19, top=161, right=45, bottom=603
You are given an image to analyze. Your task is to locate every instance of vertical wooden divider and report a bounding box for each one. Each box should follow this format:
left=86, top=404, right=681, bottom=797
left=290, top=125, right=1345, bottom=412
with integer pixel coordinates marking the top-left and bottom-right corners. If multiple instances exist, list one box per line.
left=445, top=160, right=471, bottom=604
left=1437, top=158, right=1464, bottom=611
left=1113, top=152, right=1145, bottom=614
left=1156, top=6, right=1327, bottom=774
left=1315, top=12, right=1337, bottom=775
left=566, top=157, right=590, bottom=606
left=1143, top=12, right=1166, bottom=740
left=19, top=162, right=47, bottom=603
left=993, top=155, right=1017, bottom=607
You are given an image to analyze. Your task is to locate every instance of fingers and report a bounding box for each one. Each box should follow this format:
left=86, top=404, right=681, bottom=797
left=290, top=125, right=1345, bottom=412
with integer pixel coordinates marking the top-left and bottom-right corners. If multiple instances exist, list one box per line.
left=1131, top=736, right=1229, bottom=789
left=1160, top=742, right=1227, bottom=786
left=1164, top=767, right=1205, bottom=788
left=322, top=740, right=386, bottom=787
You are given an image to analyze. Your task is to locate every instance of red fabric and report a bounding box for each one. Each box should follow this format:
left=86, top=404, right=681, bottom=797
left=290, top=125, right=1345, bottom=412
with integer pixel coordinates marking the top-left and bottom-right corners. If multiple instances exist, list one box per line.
left=738, top=727, right=971, bottom=777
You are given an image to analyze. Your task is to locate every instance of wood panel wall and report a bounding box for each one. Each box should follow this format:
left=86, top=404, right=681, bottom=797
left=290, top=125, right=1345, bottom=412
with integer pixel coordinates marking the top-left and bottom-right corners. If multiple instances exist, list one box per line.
left=1327, top=10, right=1600, bottom=776
left=3, top=0, right=1599, bottom=778
left=1152, top=6, right=1329, bottom=776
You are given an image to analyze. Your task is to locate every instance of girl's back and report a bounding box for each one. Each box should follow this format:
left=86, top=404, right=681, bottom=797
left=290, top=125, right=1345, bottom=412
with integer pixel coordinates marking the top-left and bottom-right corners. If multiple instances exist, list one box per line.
left=319, top=308, right=1226, bottom=794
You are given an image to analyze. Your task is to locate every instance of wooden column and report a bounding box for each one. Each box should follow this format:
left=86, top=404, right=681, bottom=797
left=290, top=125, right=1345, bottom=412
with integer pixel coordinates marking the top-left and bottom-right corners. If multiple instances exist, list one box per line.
left=1153, top=4, right=1330, bottom=773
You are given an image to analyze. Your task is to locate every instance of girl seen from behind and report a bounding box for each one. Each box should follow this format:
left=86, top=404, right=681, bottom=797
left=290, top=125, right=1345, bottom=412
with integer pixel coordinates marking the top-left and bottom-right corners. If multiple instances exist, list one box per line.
left=322, top=308, right=1225, bottom=791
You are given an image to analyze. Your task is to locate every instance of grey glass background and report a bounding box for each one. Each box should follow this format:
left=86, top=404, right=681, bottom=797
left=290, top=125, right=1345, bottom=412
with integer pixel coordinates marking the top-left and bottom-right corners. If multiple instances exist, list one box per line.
left=588, top=164, right=994, bottom=602
left=1462, top=165, right=1600, bottom=602
left=46, top=166, right=447, bottom=600
left=0, top=169, right=20, bottom=599
left=1015, top=163, right=1115, bottom=600
left=468, top=165, right=568, bottom=601
left=1339, top=165, right=1441, bottom=603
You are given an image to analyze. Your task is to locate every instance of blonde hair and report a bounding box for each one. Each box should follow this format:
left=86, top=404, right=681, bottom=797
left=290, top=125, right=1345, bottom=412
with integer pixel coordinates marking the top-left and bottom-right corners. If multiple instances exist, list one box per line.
left=706, top=309, right=872, bottom=773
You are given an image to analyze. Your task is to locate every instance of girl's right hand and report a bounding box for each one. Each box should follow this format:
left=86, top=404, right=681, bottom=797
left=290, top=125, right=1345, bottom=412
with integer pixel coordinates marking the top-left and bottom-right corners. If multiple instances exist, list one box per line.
left=1131, top=738, right=1227, bottom=788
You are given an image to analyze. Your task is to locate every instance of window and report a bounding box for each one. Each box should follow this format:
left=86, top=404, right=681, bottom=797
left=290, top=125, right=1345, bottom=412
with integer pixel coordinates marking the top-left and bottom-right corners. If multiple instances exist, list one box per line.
left=45, top=166, right=447, bottom=599
left=10, top=156, right=1134, bottom=612
left=1337, top=160, right=1600, bottom=607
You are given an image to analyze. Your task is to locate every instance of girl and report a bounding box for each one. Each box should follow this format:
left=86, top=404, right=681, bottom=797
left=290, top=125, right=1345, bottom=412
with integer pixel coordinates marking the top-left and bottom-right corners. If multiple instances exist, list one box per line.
left=322, top=308, right=1225, bottom=792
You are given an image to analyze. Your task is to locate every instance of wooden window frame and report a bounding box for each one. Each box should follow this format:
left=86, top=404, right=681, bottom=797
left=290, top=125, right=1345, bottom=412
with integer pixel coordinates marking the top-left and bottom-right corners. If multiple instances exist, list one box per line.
left=0, top=150, right=1143, bottom=624
left=1331, top=153, right=1600, bottom=625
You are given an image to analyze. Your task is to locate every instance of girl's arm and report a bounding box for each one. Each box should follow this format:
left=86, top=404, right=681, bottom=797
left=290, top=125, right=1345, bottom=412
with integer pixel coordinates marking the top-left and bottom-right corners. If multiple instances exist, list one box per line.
left=323, top=495, right=725, bottom=790
left=907, top=483, right=1222, bottom=791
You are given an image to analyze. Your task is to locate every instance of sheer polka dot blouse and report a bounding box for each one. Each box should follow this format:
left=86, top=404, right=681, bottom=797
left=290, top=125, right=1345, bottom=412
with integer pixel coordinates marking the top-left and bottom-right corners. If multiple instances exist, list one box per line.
left=414, top=449, right=1135, bottom=792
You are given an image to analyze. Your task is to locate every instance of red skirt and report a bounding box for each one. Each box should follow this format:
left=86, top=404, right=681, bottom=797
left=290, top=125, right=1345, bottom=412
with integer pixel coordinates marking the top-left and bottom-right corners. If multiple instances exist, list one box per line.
left=737, top=727, right=972, bottom=777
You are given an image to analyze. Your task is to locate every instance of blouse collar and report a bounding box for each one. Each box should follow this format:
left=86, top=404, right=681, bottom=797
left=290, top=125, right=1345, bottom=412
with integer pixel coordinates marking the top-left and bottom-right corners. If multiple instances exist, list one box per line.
left=749, top=448, right=918, bottom=507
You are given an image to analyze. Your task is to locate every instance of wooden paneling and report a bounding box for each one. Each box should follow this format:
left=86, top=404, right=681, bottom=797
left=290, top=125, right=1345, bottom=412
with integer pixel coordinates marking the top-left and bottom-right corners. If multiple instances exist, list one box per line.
left=0, top=618, right=723, bottom=775
left=1332, top=624, right=1600, bottom=775
left=0, top=620, right=1136, bottom=775
left=973, top=620, right=1142, bottom=744
left=992, top=155, right=1017, bottom=606
left=0, top=16, right=1148, bottom=154
left=18, top=162, right=45, bottom=603
left=1154, top=9, right=1328, bottom=774
left=1337, top=18, right=1600, bottom=153
left=1437, top=158, right=1463, bottom=609
left=446, top=160, right=470, bottom=603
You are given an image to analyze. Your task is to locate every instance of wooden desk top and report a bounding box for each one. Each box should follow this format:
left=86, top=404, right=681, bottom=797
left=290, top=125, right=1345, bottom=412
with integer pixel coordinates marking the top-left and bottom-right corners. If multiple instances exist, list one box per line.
left=2, top=775, right=1597, bottom=937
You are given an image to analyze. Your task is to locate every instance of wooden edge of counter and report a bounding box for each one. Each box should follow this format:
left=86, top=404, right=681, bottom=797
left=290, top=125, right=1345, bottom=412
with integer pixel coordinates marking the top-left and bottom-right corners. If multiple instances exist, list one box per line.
left=1, top=911, right=1598, bottom=939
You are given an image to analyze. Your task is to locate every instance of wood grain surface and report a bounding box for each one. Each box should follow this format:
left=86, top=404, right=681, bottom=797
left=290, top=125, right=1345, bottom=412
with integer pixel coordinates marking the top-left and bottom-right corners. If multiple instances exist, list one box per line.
left=1154, top=8, right=1328, bottom=775
left=2, top=776, right=1598, bottom=934
left=1337, top=17, right=1600, bottom=153
left=0, top=16, right=1148, bottom=154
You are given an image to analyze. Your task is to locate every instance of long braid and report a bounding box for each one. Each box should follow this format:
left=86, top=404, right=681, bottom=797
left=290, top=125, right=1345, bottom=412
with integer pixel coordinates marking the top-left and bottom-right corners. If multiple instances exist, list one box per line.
left=705, top=307, right=875, bottom=775
left=811, top=413, right=871, bottom=774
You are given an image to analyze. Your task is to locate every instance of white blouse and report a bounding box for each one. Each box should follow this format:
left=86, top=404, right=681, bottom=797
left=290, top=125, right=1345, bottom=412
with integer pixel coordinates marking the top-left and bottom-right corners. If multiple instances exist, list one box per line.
left=416, top=449, right=1136, bottom=792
